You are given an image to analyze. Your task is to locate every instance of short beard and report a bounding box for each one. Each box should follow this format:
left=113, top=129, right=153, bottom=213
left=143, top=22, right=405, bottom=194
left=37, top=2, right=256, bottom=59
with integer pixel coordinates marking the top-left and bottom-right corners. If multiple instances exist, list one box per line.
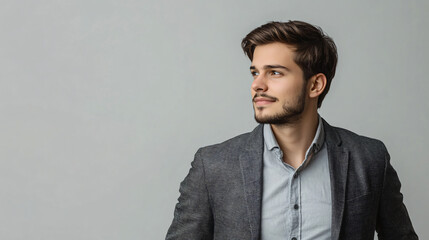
left=253, top=86, right=306, bottom=125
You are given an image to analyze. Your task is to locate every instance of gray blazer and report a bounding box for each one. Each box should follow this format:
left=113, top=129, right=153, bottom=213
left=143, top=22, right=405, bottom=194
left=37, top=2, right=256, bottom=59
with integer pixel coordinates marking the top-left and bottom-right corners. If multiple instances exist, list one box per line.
left=166, top=119, right=418, bottom=240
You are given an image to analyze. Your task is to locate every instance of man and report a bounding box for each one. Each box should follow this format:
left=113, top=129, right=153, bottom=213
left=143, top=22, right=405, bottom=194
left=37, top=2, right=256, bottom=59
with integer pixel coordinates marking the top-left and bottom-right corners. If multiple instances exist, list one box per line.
left=166, top=21, right=418, bottom=240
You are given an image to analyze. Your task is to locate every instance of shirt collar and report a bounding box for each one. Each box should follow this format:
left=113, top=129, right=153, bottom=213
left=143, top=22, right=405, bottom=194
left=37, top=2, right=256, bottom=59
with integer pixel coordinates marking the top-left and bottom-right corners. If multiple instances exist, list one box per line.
left=312, top=115, right=325, bottom=153
left=263, top=115, right=325, bottom=154
left=263, top=123, right=280, bottom=151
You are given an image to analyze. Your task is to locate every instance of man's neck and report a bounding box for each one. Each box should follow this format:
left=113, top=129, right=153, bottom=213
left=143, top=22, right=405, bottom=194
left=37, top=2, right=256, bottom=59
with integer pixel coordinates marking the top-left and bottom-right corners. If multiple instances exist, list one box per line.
left=270, top=111, right=319, bottom=169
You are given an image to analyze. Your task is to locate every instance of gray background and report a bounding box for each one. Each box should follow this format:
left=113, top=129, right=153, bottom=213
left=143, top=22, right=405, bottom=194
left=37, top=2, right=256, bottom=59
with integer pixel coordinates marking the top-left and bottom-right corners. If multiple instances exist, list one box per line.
left=1, top=0, right=427, bottom=239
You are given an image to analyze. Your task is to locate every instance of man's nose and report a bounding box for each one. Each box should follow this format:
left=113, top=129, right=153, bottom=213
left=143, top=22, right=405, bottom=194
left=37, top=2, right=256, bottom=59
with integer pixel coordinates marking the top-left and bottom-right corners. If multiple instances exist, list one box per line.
left=251, top=74, right=268, bottom=92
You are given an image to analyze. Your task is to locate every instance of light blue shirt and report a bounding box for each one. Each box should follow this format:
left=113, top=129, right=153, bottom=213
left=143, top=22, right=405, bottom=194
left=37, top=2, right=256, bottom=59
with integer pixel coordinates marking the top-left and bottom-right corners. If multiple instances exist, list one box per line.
left=261, top=116, right=332, bottom=240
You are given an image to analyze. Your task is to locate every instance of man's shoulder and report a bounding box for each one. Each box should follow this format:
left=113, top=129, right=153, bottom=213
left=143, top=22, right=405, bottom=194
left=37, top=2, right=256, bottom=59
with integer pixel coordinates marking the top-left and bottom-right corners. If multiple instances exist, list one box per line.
left=326, top=121, right=388, bottom=155
left=197, top=124, right=263, bottom=157
left=333, top=125, right=384, bottom=144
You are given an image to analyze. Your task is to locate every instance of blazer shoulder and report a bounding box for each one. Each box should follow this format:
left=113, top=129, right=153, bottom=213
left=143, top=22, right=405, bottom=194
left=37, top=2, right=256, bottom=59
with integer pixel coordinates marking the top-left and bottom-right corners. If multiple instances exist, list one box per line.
left=198, top=125, right=262, bottom=157
left=330, top=124, right=388, bottom=157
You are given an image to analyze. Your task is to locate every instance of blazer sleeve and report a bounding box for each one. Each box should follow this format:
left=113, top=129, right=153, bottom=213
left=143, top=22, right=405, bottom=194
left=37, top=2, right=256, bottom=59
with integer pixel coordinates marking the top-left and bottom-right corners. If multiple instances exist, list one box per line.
left=376, top=148, right=418, bottom=239
left=166, top=148, right=214, bottom=240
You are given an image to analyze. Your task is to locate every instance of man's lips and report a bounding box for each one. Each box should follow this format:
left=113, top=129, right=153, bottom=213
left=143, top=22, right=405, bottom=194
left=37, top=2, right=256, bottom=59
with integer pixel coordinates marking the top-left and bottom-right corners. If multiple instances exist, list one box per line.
left=253, top=97, right=276, bottom=105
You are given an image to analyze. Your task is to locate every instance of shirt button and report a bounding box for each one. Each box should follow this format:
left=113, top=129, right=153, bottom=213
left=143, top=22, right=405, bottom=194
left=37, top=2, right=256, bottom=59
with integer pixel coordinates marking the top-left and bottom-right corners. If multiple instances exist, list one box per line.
left=291, top=237, right=297, bottom=240
left=294, top=204, right=299, bottom=210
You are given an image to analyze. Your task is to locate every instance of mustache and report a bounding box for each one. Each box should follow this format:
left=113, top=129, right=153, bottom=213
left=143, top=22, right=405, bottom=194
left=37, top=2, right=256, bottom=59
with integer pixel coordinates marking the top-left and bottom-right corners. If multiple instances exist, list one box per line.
left=253, top=93, right=278, bottom=102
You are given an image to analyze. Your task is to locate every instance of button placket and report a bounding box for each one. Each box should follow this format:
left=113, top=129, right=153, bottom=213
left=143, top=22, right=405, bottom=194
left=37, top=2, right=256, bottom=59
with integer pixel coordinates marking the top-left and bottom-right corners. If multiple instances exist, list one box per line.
left=289, top=167, right=300, bottom=240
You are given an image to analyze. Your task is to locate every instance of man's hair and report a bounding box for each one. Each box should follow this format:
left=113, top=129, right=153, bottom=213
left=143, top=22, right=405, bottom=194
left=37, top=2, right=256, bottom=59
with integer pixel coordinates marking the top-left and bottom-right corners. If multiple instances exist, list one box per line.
left=241, top=21, right=338, bottom=108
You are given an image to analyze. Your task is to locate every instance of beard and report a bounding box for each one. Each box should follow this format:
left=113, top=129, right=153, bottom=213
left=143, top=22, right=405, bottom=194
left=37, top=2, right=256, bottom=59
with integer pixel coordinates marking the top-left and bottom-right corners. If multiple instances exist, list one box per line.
left=253, top=85, right=306, bottom=125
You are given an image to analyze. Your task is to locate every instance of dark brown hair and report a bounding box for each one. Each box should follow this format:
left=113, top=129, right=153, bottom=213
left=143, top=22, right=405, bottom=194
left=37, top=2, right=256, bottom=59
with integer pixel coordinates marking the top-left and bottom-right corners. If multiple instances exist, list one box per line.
left=241, top=21, right=338, bottom=108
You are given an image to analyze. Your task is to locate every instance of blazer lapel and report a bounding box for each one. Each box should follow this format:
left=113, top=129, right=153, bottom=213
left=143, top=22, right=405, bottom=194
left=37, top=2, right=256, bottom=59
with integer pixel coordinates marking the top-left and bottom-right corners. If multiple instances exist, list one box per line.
left=323, top=119, right=349, bottom=240
left=239, top=124, right=264, bottom=240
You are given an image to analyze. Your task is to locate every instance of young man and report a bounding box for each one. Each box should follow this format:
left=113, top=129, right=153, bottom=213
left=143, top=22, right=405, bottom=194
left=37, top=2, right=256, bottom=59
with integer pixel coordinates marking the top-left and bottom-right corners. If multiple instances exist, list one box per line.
left=166, top=21, right=418, bottom=240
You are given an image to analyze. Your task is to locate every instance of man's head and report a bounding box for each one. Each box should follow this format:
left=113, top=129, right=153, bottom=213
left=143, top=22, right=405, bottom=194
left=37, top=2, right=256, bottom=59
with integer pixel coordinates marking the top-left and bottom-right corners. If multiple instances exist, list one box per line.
left=242, top=21, right=338, bottom=109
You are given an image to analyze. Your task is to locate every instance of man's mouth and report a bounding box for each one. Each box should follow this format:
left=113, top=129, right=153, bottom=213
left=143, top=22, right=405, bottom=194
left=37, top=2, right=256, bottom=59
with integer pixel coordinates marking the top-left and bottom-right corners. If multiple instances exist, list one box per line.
left=253, top=97, right=276, bottom=106
left=253, top=93, right=277, bottom=105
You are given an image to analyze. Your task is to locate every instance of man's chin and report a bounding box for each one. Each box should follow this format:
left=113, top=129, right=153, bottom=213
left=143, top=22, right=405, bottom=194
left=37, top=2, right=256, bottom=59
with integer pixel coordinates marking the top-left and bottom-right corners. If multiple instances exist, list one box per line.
left=253, top=109, right=275, bottom=122
left=254, top=114, right=277, bottom=124
left=254, top=112, right=302, bottom=125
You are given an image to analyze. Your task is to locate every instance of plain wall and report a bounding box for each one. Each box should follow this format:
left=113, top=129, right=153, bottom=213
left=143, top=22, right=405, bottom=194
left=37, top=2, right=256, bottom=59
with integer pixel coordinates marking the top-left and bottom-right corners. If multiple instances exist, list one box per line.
left=1, top=0, right=427, bottom=239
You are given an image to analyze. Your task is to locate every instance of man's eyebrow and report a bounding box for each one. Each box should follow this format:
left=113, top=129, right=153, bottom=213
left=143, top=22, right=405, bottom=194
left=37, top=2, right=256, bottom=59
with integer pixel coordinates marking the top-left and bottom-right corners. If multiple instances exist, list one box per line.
left=249, top=65, right=290, bottom=71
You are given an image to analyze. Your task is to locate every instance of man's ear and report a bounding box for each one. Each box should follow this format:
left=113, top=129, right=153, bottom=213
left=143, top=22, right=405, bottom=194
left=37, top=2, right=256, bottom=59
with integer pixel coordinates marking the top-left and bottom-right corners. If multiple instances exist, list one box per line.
left=308, top=73, right=327, bottom=99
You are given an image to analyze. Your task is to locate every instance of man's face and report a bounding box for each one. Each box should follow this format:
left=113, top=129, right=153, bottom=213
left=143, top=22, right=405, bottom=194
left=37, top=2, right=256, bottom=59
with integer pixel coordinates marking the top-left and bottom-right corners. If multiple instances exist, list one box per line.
left=250, top=42, right=308, bottom=125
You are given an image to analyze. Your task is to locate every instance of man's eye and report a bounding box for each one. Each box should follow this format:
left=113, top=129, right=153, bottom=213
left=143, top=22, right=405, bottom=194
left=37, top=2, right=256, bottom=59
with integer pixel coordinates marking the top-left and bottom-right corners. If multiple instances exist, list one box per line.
left=251, top=71, right=259, bottom=76
left=271, top=71, right=281, bottom=75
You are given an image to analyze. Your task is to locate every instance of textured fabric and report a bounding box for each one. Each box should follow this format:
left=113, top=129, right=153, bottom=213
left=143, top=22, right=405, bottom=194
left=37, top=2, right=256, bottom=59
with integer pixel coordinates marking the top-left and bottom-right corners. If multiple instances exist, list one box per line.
left=166, top=118, right=418, bottom=240
left=261, top=117, right=331, bottom=240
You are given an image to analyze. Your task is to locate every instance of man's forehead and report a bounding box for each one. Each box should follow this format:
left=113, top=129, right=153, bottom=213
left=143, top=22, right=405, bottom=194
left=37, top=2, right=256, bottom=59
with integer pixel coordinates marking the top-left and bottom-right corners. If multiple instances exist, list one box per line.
left=253, top=42, right=296, bottom=54
left=252, top=43, right=296, bottom=65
